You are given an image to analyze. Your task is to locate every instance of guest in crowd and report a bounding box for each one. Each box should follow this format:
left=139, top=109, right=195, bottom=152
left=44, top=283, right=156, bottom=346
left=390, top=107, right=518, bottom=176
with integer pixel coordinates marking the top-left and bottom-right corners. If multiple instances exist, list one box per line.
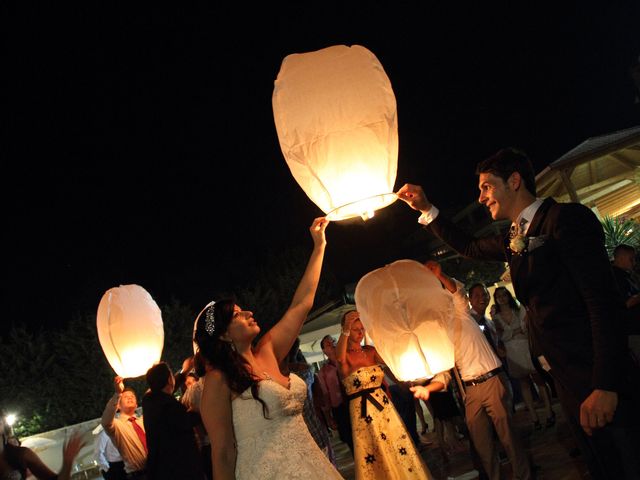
left=386, top=376, right=422, bottom=448
left=337, top=310, right=432, bottom=479
left=280, top=337, right=335, bottom=464
left=194, top=217, right=342, bottom=480
left=142, top=362, right=203, bottom=480
left=468, top=283, right=517, bottom=407
left=185, top=372, right=199, bottom=390
left=468, top=284, right=500, bottom=356
left=419, top=377, right=466, bottom=463
left=611, top=243, right=640, bottom=362
left=0, top=409, right=85, bottom=480
left=180, top=375, right=211, bottom=480
left=612, top=244, right=640, bottom=310
left=492, top=287, right=555, bottom=430
left=411, top=262, right=531, bottom=480
left=95, top=425, right=126, bottom=480
left=414, top=397, right=430, bottom=437
left=101, top=378, right=147, bottom=478
left=319, top=334, right=354, bottom=454
left=172, top=356, right=196, bottom=397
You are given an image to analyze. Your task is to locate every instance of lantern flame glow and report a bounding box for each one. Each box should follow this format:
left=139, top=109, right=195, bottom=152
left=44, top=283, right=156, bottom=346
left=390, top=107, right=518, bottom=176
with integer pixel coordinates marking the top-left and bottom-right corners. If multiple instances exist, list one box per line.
left=273, top=45, right=398, bottom=221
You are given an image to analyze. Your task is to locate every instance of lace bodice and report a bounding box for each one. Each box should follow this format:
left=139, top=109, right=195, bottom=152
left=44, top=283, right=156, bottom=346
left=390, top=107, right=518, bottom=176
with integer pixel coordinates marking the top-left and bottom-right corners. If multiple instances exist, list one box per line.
left=231, top=373, right=342, bottom=479
left=232, top=373, right=306, bottom=441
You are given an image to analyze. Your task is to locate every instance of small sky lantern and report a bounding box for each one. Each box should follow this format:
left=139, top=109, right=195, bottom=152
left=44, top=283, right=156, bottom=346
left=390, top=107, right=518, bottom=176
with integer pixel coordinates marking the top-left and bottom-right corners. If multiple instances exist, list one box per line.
left=355, top=260, right=455, bottom=381
left=273, top=44, right=398, bottom=221
left=97, top=284, right=164, bottom=378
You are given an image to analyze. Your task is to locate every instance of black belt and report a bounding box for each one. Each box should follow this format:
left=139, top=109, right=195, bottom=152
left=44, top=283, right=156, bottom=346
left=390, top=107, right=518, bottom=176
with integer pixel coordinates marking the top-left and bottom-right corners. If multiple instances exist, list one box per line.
left=346, top=387, right=384, bottom=418
left=127, top=470, right=147, bottom=479
left=464, top=367, right=502, bottom=387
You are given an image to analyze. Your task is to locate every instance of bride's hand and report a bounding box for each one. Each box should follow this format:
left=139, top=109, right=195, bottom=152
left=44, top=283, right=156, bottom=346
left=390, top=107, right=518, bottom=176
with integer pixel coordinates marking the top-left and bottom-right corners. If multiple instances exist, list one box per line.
left=310, top=217, right=329, bottom=247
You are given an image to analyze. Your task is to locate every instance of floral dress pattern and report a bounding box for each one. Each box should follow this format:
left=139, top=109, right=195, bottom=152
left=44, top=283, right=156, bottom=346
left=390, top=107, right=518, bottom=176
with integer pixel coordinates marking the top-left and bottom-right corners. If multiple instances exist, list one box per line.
left=343, top=365, right=432, bottom=479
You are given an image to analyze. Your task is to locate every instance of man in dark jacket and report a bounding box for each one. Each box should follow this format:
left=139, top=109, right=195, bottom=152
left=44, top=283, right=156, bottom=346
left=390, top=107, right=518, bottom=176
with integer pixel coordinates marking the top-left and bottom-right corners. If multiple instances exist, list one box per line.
left=142, top=362, right=203, bottom=480
left=397, top=148, right=640, bottom=479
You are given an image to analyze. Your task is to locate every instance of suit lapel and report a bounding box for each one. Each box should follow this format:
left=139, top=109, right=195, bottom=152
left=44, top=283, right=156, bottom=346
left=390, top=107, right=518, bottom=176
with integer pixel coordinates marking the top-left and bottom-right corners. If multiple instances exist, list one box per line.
left=510, top=198, right=556, bottom=302
left=526, top=198, right=556, bottom=237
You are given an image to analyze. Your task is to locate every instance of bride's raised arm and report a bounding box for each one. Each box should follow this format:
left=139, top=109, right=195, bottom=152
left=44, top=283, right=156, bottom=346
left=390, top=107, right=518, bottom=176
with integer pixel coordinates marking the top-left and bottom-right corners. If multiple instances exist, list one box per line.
left=258, top=217, right=328, bottom=362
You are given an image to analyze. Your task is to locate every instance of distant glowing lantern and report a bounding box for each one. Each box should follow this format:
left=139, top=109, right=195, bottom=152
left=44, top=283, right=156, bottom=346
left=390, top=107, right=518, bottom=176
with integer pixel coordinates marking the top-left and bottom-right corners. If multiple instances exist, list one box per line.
left=273, top=44, right=398, bottom=221
left=97, top=284, right=164, bottom=378
left=355, top=260, right=455, bottom=381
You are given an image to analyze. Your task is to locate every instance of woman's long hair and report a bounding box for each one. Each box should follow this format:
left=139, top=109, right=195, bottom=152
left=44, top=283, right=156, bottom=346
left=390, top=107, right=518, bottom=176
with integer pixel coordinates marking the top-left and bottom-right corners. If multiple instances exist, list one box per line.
left=193, top=298, right=269, bottom=418
left=493, top=287, right=520, bottom=313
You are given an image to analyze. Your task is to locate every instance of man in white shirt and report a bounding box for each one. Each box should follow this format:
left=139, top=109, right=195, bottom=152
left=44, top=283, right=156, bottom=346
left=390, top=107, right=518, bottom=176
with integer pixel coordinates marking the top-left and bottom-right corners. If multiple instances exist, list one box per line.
left=101, top=377, right=147, bottom=478
left=94, top=426, right=126, bottom=480
left=412, top=261, right=530, bottom=480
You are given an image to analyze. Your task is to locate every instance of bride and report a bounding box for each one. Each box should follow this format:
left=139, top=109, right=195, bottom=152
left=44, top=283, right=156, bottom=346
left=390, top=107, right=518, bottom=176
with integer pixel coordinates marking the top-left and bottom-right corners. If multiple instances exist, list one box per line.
left=194, top=217, right=342, bottom=480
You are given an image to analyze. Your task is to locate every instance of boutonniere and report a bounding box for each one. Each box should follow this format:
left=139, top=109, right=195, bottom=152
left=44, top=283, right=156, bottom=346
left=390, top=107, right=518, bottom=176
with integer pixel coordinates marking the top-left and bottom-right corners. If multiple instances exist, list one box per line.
left=509, top=234, right=528, bottom=255
left=509, top=234, right=549, bottom=255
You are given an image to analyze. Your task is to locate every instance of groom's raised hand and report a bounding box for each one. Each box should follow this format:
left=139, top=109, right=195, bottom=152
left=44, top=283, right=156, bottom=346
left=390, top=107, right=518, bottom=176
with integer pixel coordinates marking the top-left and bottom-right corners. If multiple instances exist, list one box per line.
left=396, top=184, right=432, bottom=214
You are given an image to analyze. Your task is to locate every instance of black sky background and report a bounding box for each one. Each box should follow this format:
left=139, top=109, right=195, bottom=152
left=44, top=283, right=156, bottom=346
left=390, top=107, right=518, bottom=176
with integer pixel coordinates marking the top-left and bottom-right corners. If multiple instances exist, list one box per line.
left=3, top=3, right=640, bottom=330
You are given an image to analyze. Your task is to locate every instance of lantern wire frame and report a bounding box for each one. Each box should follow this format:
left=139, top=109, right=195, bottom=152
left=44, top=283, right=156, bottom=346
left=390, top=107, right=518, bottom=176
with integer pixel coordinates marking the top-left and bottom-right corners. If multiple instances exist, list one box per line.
left=325, top=193, right=398, bottom=221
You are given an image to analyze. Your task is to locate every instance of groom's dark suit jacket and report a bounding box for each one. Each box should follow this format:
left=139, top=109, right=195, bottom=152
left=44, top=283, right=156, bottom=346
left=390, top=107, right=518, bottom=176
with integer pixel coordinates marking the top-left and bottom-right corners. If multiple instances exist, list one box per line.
left=428, top=198, right=629, bottom=408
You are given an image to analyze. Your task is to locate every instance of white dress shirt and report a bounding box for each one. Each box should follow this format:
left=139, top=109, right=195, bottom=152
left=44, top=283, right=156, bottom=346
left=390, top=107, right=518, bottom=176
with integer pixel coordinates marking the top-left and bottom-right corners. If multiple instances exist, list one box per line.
left=94, top=428, right=123, bottom=472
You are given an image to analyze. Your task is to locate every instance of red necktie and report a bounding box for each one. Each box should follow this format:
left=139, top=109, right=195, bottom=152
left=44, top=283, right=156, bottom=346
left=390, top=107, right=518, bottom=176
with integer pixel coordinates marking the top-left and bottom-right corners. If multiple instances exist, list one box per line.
left=128, top=416, right=148, bottom=454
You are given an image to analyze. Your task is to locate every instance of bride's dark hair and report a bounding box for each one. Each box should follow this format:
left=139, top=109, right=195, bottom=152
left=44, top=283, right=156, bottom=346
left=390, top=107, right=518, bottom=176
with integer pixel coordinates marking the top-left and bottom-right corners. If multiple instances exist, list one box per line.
left=193, top=298, right=268, bottom=417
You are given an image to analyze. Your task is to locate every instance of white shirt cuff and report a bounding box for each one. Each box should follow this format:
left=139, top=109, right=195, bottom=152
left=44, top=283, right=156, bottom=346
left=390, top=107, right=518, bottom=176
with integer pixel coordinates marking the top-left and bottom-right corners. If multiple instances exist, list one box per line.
left=417, top=205, right=439, bottom=225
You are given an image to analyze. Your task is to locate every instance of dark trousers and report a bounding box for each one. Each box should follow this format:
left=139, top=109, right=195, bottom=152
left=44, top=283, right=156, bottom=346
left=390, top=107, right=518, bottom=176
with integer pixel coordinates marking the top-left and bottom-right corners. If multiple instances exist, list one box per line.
left=201, top=444, right=213, bottom=480
left=389, top=382, right=420, bottom=446
left=103, top=461, right=127, bottom=480
left=556, top=380, right=640, bottom=479
left=332, top=403, right=353, bottom=454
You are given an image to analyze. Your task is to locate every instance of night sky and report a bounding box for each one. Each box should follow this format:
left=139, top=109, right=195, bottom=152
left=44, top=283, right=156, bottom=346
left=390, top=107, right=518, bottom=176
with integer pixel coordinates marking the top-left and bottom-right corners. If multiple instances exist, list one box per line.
left=3, top=3, right=639, bottom=330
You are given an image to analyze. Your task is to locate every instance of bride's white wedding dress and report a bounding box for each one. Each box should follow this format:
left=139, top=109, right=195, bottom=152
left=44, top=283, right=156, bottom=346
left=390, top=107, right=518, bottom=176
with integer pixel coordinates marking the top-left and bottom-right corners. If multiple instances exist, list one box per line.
left=232, top=373, right=343, bottom=479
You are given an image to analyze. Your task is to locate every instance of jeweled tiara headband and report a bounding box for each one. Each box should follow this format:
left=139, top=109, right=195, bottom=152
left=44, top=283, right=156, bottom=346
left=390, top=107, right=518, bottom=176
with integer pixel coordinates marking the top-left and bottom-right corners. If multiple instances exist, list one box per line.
left=195, top=301, right=216, bottom=336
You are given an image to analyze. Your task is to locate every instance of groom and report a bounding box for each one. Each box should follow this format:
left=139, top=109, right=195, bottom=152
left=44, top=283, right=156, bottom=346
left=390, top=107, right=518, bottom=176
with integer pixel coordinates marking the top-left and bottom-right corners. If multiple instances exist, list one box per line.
left=397, top=148, right=640, bottom=479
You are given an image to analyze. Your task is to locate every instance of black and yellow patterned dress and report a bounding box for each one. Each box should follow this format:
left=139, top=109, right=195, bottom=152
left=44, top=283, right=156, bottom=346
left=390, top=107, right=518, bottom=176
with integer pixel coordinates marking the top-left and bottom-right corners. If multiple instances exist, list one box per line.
left=342, top=365, right=432, bottom=479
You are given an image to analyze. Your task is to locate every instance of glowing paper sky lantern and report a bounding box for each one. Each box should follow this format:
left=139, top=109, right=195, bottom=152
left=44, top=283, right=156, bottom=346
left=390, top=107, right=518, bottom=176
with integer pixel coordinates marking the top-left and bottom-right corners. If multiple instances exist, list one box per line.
left=273, top=44, right=398, bottom=221
left=97, top=284, right=164, bottom=378
left=355, top=260, right=455, bottom=381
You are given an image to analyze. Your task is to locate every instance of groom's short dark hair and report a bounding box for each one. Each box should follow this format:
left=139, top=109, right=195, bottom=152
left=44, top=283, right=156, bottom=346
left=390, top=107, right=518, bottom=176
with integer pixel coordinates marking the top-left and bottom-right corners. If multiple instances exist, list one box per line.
left=476, top=148, right=537, bottom=196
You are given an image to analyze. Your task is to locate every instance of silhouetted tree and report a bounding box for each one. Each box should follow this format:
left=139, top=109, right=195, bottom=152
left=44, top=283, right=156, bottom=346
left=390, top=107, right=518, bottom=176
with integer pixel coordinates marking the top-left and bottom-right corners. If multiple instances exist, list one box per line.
left=238, top=245, right=340, bottom=334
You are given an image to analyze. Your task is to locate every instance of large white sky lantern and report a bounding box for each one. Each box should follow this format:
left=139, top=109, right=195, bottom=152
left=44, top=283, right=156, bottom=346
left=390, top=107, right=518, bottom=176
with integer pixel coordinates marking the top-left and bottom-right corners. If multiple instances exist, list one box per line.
left=355, top=260, right=456, bottom=381
left=273, top=44, right=398, bottom=221
left=97, top=284, right=164, bottom=378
